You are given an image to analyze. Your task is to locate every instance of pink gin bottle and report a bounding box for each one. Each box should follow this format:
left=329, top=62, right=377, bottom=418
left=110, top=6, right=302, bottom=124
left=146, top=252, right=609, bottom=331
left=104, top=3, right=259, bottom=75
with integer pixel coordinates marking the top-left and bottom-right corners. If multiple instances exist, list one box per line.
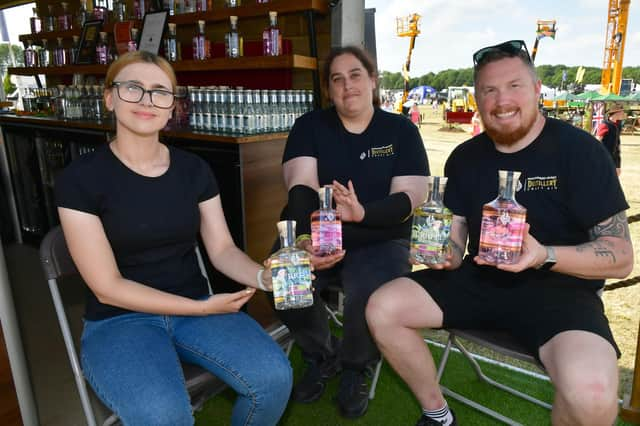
left=311, top=185, right=342, bottom=256
left=478, top=170, right=527, bottom=264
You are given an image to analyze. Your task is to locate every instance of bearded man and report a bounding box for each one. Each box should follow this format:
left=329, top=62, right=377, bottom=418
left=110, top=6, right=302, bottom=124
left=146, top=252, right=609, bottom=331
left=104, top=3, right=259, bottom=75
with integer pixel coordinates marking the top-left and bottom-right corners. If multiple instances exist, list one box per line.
left=365, top=40, right=633, bottom=426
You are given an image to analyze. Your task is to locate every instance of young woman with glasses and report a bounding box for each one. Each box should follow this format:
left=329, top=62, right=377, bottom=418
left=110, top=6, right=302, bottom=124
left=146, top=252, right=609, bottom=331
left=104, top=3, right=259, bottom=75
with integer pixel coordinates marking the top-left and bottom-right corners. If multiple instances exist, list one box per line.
left=54, top=51, right=292, bottom=426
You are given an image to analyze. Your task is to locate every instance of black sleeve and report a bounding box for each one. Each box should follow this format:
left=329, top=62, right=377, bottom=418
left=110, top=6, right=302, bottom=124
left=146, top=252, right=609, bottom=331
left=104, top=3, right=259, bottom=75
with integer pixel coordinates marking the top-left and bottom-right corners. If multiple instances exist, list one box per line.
left=282, top=112, right=317, bottom=163
left=281, top=184, right=318, bottom=237
left=194, top=157, right=219, bottom=202
left=55, top=160, right=100, bottom=215
left=566, top=136, right=628, bottom=229
left=392, top=118, right=430, bottom=177
left=342, top=223, right=409, bottom=250
left=360, top=192, right=413, bottom=227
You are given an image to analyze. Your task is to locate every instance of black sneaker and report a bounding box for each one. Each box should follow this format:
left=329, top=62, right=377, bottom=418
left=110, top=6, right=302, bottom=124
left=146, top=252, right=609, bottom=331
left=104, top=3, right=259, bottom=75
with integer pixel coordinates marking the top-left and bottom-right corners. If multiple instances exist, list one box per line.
left=415, top=409, right=458, bottom=426
left=335, top=368, right=370, bottom=418
left=291, top=354, right=340, bottom=403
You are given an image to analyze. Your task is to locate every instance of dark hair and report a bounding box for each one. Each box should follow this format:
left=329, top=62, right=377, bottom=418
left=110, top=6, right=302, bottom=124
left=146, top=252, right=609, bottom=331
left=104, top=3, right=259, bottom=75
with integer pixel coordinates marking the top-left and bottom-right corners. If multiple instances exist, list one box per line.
left=322, top=45, right=380, bottom=106
left=473, top=50, right=537, bottom=86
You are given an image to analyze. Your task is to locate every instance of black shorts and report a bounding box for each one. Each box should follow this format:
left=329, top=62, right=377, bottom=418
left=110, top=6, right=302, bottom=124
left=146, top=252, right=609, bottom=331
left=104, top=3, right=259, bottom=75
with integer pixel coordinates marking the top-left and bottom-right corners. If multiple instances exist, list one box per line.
left=408, top=259, right=620, bottom=361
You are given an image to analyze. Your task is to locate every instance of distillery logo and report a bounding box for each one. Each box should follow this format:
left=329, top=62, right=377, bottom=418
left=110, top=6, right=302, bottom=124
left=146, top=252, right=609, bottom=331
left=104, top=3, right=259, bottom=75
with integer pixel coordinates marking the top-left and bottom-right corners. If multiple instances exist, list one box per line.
left=525, top=175, right=558, bottom=191
left=362, top=144, right=395, bottom=160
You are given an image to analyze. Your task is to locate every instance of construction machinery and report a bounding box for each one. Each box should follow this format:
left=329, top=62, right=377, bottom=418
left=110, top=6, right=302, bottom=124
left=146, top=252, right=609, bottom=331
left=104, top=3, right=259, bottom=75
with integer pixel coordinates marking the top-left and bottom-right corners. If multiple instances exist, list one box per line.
left=395, top=13, right=421, bottom=113
left=600, top=0, right=631, bottom=95
left=531, top=19, right=557, bottom=62
left=445, top=86, right=476, bottom=124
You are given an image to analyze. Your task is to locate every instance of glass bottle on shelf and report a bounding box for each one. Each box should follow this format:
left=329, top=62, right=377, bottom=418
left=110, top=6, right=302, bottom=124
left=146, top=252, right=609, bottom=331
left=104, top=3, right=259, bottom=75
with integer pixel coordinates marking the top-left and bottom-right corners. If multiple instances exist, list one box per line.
left=256, top=0, right=269, bottom=3
left=96, top=32, right=110, bottom=65
left=225, top=16, right=242, bottom=58
left=164, top=23, right=179, bottom=62
left=113, top=0, right=126, bottom=22
left=93, top=0, right=109, bottom=23
left=196, top=0, right=208, bottom=12
left=70, top=35, right=80, bottom=64
left=311, top=185, right=343, bottom=256
left=202, top=88, right=213, bottom=131
left=270, top=220, right=314, bottom=311
left=192, top=20, right=209, bottom=60
left=218, top=88, right=230, bottom=133
left=24, top=40, right=38, bottom=67
left=410, top=176, right=452, bottom=265
left=478, top=170, right=527, bottom=265
left=44, top=5, right=56, bottom=32
left=30, top=8, right=42, bottom=34
left=133, top=0, right=148, bottom=20
left=184, top=0, right=195, bottom=13
left=54, top=37, right=69, bottom=66
left=127, top=28, right=139, bottom=52
left=39, top=39, right=52, bottom=67
left=75, top=0, right=89, bottom=29
left=262, top=11, right=282, bottom=56
left=244, top=90, right=257, bottom=134
left=225, top=0, right=241, bottom=7
left=163, top=0, right=175, bottom=15
left=58, top=2, right=73, bottom=31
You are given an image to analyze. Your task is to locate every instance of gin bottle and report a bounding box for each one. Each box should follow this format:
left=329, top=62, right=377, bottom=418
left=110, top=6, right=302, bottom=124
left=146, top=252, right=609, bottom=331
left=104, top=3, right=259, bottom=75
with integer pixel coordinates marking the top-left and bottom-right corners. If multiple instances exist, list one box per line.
left=311, top=186, right=342, bottom=256
left=75, top=0, right=89, bottom=29
left=164, top=23, right=179, bottom=61
left=478, top=170, right=527, bottom=264
left=225, top=16, right=242, bottom=58
left=24, top=40, right=38, bottom=67
left=44, top=5, right=56, bottom=32
left=96, top=32, right=110, bottom=65
left=192, top=20, right=208, bottom=60
left=262, top=11, right=282, bottom=56
left=30, top=8, right=42, bottom=34
left=54, top=37, right=69, bottom=66
left=58, top=2, right=73, bottom=31
left=127, top=28, right=139, bottom=52
left=270, top=220, right=314, bottom=310
left=410, top=176, right=452, bottom=265
left=39, top=39, right=52, bottom=67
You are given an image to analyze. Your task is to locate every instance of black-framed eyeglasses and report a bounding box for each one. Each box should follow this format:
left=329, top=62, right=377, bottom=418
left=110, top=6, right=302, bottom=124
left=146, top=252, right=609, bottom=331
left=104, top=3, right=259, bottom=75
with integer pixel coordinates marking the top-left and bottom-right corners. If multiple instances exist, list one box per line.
left=111, top=81, right=175, bottom=109
left=472, top=40, right=531, bottom=68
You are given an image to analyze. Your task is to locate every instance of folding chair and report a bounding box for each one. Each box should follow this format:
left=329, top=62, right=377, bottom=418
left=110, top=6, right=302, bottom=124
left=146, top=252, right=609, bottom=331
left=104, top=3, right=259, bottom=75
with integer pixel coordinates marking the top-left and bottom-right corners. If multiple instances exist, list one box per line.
left=39, top=226, right=224, bottom=426
left=435, top=329, right=551, bottom=425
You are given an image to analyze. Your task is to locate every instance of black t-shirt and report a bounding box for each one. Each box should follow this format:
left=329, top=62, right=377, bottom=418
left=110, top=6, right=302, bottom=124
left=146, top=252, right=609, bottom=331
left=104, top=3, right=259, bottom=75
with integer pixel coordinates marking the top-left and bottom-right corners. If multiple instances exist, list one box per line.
left=55, top=144, right=218, bottom=320
left=601, top=120, right=622, bottom=168
left=283, top=107, right=430, bottom=241
left=444, top=118, right=628, bottom=288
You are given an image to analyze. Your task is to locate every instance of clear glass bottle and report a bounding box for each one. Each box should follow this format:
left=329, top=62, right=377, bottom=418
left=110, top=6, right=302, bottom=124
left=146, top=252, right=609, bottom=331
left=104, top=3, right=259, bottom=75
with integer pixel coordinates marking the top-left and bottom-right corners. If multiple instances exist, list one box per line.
left=225, top=0, right=241, bottom=7
left=75, top=0, right=89, bottom=29
left=93, top=0, right=109, bottom=23
left=478, top=170, right=527, bottom=264
left=70, top=35, right=80, bottom=64
left=262, top=11, right=282, bottom=56
left=39, top=39, right=52, bottom=67
left=270, top=220, right=314, bottom=310
left=311, top=185, right=342, bottom=256
left=58, top=2, right=73, bottom=31
left=133, top=0, right=148, bottom=20
left=164, top=23, right=179, bottom=61
left=44, top=5, right=56, bottom=32
left=202, top=88, right=213, bottom=131
left=113, top=0, right=126, bottom=22
left=230, top=89, right=241, bottom=133
left=218, top=88, right=230, bottom=133
left=127, top=28, right=139, bottom=52
left=163, top=0, right=175, bottom=15
left=410, top=176, right=452, bottom=265
left=256, top=0, right=269, bottom=3
left=30, top=8, right=42, bottom=34
left=196, top=0, right=208, bottom=12
left=54, top=37, right=69, bottom=66
left=244, top=90, right=257, bottom=134
left=183, top=0, right=195, bottom=13
left=225, top=16, right=242, bottom=58
left=96, top=32, right=110, bottom=65
left=192, top=20, right=208, bottom=60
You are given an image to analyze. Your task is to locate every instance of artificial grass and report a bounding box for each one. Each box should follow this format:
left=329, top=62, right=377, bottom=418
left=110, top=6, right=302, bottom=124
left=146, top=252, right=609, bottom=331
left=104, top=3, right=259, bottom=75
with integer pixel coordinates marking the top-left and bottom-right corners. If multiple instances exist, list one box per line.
left=195, top=341, right=634, bottom=426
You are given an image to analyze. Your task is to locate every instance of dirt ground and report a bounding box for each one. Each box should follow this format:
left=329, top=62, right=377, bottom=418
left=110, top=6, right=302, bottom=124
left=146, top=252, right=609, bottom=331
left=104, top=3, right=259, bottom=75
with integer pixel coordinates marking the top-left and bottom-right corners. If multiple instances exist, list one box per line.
left=416, top=106, right=640, bottom=398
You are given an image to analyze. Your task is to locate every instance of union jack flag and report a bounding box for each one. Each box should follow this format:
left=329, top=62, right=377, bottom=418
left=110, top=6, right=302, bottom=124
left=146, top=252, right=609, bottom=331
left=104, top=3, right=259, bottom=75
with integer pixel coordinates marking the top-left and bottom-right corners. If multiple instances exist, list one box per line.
left=591, top=102, right=605, bottom=135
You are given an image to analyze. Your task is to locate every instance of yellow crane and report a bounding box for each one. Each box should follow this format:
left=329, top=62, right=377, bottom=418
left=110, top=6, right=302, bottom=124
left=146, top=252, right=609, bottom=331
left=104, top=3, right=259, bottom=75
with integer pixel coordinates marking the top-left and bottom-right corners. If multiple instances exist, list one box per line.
left=531, top=19, right=557, bottom=63
left=395, top=13, right=421, bottom=113
left=600, top=0, right=631, bottom=95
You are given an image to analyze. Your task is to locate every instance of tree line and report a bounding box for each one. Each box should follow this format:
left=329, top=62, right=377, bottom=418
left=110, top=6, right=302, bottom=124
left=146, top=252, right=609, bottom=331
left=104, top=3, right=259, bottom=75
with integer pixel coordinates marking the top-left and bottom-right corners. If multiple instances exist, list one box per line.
left=379, top=65, right=640, bottom=91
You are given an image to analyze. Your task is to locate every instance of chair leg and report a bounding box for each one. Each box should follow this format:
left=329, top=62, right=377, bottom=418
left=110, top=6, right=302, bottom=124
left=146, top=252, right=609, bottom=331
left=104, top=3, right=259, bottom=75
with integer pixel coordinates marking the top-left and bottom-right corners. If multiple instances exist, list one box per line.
left=368, top=357, right=383, bottom=400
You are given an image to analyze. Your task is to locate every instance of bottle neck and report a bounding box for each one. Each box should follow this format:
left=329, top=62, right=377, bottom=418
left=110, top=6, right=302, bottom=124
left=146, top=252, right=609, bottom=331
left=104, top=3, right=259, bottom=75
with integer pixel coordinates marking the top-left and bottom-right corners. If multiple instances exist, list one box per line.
left=278, top=221, right=296, bottom=248
left=499, top=173, right=517, bottom=200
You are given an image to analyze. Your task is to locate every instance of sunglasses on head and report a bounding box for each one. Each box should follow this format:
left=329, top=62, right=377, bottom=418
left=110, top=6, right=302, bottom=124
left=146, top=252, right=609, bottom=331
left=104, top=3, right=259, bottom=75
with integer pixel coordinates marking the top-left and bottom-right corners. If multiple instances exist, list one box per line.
left=472, top=40, right=531, bottom=68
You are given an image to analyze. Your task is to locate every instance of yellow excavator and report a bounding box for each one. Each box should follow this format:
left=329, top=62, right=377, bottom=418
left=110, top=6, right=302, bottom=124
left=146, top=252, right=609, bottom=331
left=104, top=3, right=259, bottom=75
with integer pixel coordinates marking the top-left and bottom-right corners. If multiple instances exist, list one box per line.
left=600, top=0, right=631, bottom=95
left=395, top=13, right=421, bottom=113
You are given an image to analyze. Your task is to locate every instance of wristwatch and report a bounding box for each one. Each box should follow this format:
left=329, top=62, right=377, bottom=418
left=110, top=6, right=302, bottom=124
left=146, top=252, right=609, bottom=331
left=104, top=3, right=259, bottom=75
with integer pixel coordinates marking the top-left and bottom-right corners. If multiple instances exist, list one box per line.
left=536, top=246, right=557, bottom=271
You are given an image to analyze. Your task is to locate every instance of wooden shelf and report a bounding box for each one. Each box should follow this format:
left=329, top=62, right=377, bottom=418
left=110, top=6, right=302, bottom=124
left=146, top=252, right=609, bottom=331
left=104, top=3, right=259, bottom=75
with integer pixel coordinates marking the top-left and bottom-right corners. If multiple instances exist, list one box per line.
left=19, top=0, right=328, bottom=43
left=8, top=54, right=316, bottom=76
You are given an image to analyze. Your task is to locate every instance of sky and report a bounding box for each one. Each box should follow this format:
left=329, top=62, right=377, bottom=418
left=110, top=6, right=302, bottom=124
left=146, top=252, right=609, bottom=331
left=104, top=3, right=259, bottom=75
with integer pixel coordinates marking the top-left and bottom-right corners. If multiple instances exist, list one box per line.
left=365, top=0, right=640, bottom=75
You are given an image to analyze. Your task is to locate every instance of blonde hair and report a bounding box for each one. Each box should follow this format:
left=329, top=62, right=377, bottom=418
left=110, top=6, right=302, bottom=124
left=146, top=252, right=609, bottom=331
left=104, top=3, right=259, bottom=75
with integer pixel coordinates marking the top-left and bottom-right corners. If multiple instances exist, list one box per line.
left=104, top=51, right=177, bottom=99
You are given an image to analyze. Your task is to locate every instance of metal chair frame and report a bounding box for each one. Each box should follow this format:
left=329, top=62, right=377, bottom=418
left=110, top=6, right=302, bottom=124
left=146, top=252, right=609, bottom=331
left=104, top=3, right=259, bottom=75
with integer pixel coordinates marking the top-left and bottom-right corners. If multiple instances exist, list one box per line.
left=435, top=329, right=551, bottom=426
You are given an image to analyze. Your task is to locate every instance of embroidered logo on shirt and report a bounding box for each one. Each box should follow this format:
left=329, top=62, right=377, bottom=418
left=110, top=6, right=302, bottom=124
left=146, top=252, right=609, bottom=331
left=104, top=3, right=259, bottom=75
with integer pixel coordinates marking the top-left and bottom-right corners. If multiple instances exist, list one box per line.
left=360, top=152, right=367, bottom=160
left=525, top=176, right=558, bottom=191
left=369, top=144, right=395, bottom=158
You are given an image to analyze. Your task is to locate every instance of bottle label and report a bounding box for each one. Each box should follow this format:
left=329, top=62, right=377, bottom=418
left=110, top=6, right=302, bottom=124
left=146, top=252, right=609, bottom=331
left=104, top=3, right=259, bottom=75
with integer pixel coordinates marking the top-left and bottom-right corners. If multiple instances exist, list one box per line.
left=479, top=207, right=526, bottom=264
left=311, top=211, right=342, bottom=256
left=271, top=255, right=313, bottom=310
left=410, top=210, right=451, bottom=264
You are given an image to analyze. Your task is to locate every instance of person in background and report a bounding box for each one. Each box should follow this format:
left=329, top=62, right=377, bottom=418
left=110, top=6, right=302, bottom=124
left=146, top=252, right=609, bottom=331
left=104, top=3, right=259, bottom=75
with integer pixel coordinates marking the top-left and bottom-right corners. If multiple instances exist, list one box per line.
left=471, top=110, right=483, bottom=136
left=596, top=103, right=626, bottom=176
left=274, top=45, right=429, bottom=418
left=366, top=40, right=632, bottom=426
left=409, top=102, right=422, bottom=127
left=55, top=51, right=292, bottom=426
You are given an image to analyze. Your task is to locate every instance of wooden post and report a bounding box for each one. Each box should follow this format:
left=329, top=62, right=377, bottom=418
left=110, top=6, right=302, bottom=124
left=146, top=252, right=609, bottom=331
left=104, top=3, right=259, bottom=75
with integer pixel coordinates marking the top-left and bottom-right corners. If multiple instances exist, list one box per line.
left=621, top=320, right=640, bottom=424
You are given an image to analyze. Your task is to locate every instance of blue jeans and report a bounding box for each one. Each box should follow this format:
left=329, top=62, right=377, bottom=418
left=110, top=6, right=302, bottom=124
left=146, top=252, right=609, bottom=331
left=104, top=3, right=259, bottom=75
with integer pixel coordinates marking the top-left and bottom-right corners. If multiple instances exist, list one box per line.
left=81, top=309, right=292, bottom=426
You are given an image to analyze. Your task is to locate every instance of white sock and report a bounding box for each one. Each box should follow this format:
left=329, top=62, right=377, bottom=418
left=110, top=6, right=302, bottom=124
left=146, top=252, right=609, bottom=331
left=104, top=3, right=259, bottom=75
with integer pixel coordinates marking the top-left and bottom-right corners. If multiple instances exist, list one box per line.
left=423, top=402, right=454, bottom=425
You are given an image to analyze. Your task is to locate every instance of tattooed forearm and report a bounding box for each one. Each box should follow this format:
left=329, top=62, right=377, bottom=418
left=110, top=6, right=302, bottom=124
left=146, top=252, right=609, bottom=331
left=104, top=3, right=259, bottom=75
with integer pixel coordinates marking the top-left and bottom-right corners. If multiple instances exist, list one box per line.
left=576, top=240, right=617, bottom=264
left=449, top=239, right=464, bottom=258
left=588, top=212, right=631, bottom=241
left=449, top=216, right=468, bottom=259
